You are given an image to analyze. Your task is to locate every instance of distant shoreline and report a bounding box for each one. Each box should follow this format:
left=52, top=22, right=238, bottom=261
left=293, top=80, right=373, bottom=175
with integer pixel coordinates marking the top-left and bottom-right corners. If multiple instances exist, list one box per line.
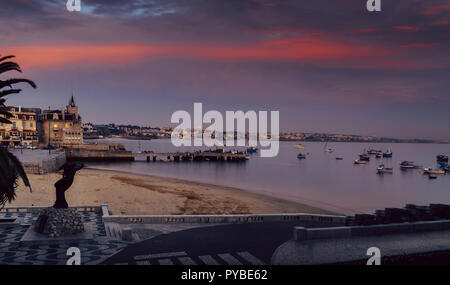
left=88, top=137, right=449, bottom=144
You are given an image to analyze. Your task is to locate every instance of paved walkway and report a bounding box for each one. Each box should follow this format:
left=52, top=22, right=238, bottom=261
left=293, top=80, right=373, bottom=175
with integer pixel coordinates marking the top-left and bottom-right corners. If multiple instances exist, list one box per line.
left=272, top=229, right=450, bottom=265
left=102, top=221, right=303, bottom=265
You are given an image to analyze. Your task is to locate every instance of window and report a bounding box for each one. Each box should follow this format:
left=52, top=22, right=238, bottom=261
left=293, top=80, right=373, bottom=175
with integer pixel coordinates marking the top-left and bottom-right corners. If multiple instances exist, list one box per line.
left=65, top=123, right=70, bottom=129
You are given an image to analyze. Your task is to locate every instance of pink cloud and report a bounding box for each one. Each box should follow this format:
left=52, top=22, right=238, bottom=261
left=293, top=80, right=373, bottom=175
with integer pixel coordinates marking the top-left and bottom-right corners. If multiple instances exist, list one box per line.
left=1, top=37, right=393, bottom=69
left=423, top=5, right=450, bottom=15
left=394, top=26, right=420, bottom=32
left=344, top=28, right=380, bottom=34
left=401, top=43, right=441, bottom=48
left=433, top=20, right=450, bottom=25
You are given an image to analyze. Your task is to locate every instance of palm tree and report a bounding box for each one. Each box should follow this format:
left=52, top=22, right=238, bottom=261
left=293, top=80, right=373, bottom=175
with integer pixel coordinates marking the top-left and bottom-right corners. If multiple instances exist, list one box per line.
left=0, top=55, right=36, bottom=209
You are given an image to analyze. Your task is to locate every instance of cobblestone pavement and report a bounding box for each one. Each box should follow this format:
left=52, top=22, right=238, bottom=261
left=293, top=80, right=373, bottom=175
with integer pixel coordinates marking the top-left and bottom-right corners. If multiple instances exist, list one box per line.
left=0, top=211, right=128, bottom=265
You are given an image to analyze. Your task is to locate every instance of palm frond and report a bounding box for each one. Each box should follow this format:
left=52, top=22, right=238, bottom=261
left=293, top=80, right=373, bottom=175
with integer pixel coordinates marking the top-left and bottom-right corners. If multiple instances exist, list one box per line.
left=0, top=89, right=21, bottom=98
left=6, top=151, right=31, bottom=191
left=0, top=62, right=22, bottom=74
left=0, top=54, right=35, bottom=209
left=0, top=78, right=36, bottom=89
left=0, top=117, right=11, bottom=124
left=0, top=148, right=19, bottom=209
left=0, top=55, right=15, bottom=63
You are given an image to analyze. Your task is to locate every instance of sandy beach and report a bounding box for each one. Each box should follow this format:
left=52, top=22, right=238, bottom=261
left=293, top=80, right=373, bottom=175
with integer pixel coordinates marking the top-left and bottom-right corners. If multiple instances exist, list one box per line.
left=10, top=168, right=334, bottom=216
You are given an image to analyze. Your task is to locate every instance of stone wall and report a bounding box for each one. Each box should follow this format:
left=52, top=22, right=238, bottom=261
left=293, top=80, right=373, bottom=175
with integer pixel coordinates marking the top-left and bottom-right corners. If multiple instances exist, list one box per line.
left=18, top=150, right=66, bottom=174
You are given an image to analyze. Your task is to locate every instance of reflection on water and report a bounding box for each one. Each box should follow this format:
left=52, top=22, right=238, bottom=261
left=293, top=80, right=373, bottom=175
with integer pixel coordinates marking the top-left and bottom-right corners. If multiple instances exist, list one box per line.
left=86, top=138, right=450, bottom=214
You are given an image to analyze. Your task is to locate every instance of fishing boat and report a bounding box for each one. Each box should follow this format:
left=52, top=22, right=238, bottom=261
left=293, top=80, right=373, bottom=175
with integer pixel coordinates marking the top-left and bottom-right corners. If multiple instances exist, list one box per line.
left=400, top=161, right=417, bottom=169
left=375, top=151, right=382, bottom=158
left=359, top=154, right=370, bottom=161
left=437, top=154, right=449, bottom=163
left=336, top=157, right=344, bottom=160
left=246, top=146, right=258, bottom=154
left=297, top=153, right=306, bottom=159
left=323, top=141, right=334, bottom=153
left=377, top=164, right=393, bottom=174
left=354, top=159, right=368, bottom=165
left=295, top=144, right=305, bottom=149
left=423, top=168, right=445, bottom=175
left=383, top=149, right=393, bottom=158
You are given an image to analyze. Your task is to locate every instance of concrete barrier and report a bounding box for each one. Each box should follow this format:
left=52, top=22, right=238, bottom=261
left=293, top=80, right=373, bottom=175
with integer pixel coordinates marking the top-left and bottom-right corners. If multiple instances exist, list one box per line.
left=307, top=227, right=351, bottom=240
left=103, top=213, right=346, bottom=225
left=293, top=220, right=450, bottom=241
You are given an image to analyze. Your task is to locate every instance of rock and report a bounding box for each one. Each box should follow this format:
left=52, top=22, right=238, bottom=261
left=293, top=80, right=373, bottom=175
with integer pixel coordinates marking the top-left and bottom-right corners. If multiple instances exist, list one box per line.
left=33, top=207, right=85, bottom=237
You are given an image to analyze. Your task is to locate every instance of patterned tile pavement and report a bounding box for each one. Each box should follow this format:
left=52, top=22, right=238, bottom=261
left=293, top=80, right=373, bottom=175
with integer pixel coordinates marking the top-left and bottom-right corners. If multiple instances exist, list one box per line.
left=0, top=210, right=128, bottom=265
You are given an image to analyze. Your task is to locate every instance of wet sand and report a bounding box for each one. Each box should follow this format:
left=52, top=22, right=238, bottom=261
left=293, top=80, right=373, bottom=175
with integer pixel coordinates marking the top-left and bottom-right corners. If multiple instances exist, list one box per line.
left=11, top=168, right=335, bottom=216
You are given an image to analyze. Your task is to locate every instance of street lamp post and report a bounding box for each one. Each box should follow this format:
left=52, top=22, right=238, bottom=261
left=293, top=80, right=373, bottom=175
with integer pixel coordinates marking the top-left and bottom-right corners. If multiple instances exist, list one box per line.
left=48, top=106, right=51, bottom=155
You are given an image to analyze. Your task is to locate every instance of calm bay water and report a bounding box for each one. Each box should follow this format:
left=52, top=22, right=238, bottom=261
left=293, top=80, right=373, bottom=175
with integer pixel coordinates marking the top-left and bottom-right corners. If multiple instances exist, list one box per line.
left=86, top=139, right=450, bottom=214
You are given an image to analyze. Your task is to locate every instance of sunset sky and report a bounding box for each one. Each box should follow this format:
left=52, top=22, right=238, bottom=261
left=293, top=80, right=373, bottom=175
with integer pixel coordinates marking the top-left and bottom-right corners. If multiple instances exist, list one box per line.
left=1, top=0, right=449, bottom=139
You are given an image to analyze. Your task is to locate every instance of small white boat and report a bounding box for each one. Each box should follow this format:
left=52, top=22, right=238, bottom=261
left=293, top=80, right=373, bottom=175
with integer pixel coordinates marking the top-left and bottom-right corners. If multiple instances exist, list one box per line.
left=400, top=161, right=417, bottom=169
left=160, top=158, right=170, bottom=163
left=423, top=168, right=445, bottom=175
left=377, top=164, right=393, bottom=174
left=354, top=159, right=368, bottom=165
left=325, top=148, right=334, bottom=153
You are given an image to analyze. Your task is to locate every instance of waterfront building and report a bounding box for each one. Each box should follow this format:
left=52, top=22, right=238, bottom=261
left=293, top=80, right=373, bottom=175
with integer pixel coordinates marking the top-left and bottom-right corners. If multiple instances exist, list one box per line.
left=0, top=106, right=40, bottom=147
left=38, top=95, right=83, bottom=147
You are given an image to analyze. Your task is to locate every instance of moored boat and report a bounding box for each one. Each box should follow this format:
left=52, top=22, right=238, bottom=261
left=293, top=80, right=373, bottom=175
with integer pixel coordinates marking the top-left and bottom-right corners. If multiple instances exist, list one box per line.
left=246, top=146, right=258, bottom=154
left=375, top=151, right=382, bottom=158
left=323, top=141, right=333, bottom=153
left=359, top=154, right=370, bottom=161
left=437, top=154, right=449, bottom=163
left=429, top=175, right=438, bottom=180
left=423, top=168, right=445, bottom=175
left=336, top=157, right=344, bottom=160
left=295, top=144, right=305, bottom=149
left=367, top=148, right=379, bottom=155
left=377, top=164, right=393, bottom=174
left=400, top=161, right=418, bottom=169
left=297, top=153, right=306, bottom=159
left=383, top=149, right=393, bottom=158
left=354, top=159, right=368, bottom=165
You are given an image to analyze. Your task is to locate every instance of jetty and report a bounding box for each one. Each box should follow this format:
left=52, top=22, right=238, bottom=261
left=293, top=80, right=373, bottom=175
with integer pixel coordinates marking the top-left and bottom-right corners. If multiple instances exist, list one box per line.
left=65, top=145, right=248, bottom=162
